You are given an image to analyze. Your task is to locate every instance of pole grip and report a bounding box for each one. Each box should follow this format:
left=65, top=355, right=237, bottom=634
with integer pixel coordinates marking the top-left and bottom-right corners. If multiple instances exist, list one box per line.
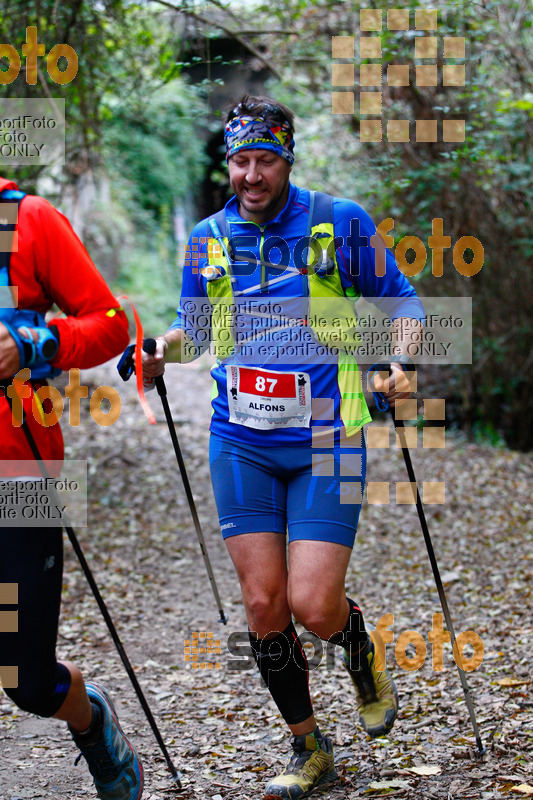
left=368, top=359, right=416, bottom=416
left=142, top=337, right=167, bottom=397
left=368, top=361, right=393, bottom=412
left=143, top=337, right=157, bottom=355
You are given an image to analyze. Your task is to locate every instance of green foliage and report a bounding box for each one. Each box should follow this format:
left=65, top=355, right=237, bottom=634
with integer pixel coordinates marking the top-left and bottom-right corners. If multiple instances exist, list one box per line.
left=103, top=80, right=205, bottom=334
left=0, top=2, right=208, bottom=333
left=472, top=420, right=506, bottom=448
left=103, top=87, right=206, bottom=225
left=101, top=86, right=207, bottom=331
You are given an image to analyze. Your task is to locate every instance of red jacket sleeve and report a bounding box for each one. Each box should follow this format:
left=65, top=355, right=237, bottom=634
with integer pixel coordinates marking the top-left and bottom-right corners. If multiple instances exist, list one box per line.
left=11, top=195, right=130, bottom=370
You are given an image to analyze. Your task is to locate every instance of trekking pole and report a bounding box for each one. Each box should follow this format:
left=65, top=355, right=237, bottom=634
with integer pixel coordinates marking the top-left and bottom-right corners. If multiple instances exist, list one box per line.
left=4, top=391, right=183, bottom=789
left=118, top=338, right=228, bottom=625
left=368, top=363, right=486, bottom=758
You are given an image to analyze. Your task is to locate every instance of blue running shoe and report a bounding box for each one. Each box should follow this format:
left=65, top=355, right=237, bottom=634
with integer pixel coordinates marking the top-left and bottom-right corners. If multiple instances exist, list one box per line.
left=70, top=683, right=143, bottom=800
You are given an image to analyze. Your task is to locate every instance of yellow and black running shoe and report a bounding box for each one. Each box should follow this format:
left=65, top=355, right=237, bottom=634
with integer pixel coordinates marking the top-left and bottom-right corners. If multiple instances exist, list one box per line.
left=263, top=730, right=337, bottom=799
left=343, top=636, right=399, bottom=738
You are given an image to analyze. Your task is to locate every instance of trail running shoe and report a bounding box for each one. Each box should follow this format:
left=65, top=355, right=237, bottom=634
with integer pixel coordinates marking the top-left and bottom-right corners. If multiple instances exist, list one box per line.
left=70, top=682, right=143, bottom=800
left=263, top=730, right=337, bottom=799
left=343, top=636, right=398, bottom=738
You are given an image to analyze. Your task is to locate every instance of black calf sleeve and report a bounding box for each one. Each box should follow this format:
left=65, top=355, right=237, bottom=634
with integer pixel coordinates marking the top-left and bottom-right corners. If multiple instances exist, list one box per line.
left=328, top=597, right=369, bottom=668
left=249, top=622, right=313, bottom=725
left=5, top=661, right=72, bottom=717
left=0, top=526, right=72, bottom=717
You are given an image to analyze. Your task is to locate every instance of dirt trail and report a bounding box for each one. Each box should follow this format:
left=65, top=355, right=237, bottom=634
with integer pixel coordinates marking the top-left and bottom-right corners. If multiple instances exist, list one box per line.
left=1, top=356, right=532, bottom=799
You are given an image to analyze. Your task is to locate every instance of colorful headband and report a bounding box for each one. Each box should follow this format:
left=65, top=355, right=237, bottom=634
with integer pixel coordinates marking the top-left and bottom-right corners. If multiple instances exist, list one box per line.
left=225, top=115, right=295, bottom=164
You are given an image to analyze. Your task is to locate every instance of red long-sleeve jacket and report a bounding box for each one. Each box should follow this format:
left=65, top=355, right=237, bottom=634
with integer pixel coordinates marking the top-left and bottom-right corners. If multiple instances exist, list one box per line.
left=0, top=177, right=130, bottom=472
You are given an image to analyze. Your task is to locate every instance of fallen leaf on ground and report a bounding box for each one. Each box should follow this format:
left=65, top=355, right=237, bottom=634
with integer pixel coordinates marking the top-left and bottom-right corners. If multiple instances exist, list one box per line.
left=405, top=765, right=441, bottom=776
left=368, top=779, right=410, bottom=790
left=497, top=678, right=531, bottom=687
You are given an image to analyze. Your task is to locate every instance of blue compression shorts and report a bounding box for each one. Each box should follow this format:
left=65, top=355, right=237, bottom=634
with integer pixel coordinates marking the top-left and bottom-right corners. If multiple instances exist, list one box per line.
left=209, top=430, right=366, bottom=548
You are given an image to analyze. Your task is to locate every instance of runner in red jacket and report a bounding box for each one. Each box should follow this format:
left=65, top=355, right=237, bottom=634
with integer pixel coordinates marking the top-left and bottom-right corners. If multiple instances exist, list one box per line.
left=0, top=177, right=144, bottom=800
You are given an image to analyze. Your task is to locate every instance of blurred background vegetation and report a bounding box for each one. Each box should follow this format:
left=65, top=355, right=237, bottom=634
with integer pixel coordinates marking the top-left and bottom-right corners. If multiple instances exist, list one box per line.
left=0, top=0, right=531, bottom=449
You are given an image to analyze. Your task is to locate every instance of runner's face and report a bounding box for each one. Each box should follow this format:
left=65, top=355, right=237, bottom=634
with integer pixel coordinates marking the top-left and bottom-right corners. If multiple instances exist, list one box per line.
left=228, top=149, right=292, bottom=224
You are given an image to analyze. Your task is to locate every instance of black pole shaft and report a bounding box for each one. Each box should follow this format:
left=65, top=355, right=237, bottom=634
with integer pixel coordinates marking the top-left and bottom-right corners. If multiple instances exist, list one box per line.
left=153, top=373, right=228, bottom=625
left=393, top=416, right=485, bottom=756
left=62, top=522, right=182, bottom=785
left=6, top=394, right=182, bottom=787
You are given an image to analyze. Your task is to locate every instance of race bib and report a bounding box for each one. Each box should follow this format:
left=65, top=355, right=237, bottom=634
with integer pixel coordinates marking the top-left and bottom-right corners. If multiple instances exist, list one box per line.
left=227, top=366, right=311, bottom=430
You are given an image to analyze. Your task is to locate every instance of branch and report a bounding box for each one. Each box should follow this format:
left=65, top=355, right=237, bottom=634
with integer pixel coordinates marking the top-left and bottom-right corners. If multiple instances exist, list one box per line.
left=37, top=63, right=66, bottom=126
left=204, top=0, right=257, bottom=29
left=234, top=30, right=295, bottom=36
left=151, top=0, right=281, bottom=80
left=203, top=0, right=293, bottom=36
left=276, top=57, right=324, bottom=63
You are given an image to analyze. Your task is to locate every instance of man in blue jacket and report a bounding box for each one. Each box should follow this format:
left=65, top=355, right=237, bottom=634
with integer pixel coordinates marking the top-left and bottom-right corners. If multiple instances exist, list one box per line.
left=143, top=95, right=424, bottom=800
